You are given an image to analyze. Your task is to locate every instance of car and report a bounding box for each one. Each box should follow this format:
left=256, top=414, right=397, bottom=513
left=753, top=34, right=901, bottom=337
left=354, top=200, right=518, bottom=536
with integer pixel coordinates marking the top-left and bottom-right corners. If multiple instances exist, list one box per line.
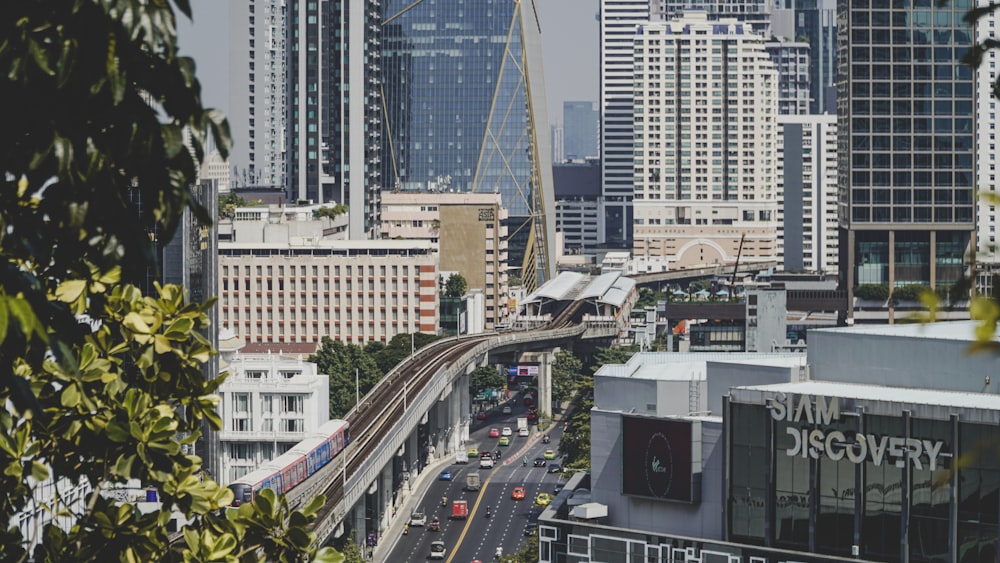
left=553, top=482, right=564, bottom=494
left=499, top=436, right=510, bottom=446
left=519, top=427, right=530, bottom=437
left=523, top=397, right=534, bottom=407
left=501, top=427, right=512, bottom=436
left=535, top=493, right=552, bottom=507
left=533, top=457, right=546, bottom=467
left=480, top=451, right=492, bottom=460
left=511, top=486, right=526, bottom=500
left=547, top=464, right=561, bottom=473
left=467, top=447, right=479, bottom=458
left=439, top=469, right=452, bottom=481
left=502, top=405, right=512, bottom=414
left=543, top=449, right=556, bottom=460
left=541, top=434, right=550, bottom=443
left=409, top=510, right=427, bottom=526
left=476, top=411, right=487, bottom=420
left=488, top=428, right=500, bottom=438
left=429, top=540, right=446, bottom=560
left=526, top=411, right=537, bottom=421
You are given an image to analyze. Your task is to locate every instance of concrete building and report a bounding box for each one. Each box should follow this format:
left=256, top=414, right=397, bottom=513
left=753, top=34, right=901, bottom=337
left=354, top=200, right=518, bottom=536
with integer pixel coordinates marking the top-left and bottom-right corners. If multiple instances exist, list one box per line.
left=551, top=124, right=565, bottom=164
left=599, top=0, right=651, bottom=249
left=777, top=114, right=839, bottom=274
left=199, top=150, right=231, bottom=194
left=379, top=192, right=510, bottom=330
left=563, top=101, right=599, bottom=160
left=218, top=231, right=438, bottom=345
left=772, top=0, right=838, bottom=115
left=650, top=0, right=774, bottom=36
left=216, top=342, right=331, bottom=484
left=976, top=0, right=1000, bottom=266
left=838, top=0, right=975, bottom=321
left=553, top=160, right=602, bottom=253
left=764, top=40, right=812, bottom=115
left=631, top=13, right=779, bottom=268
left=539, top=321, right=1000, bottom=563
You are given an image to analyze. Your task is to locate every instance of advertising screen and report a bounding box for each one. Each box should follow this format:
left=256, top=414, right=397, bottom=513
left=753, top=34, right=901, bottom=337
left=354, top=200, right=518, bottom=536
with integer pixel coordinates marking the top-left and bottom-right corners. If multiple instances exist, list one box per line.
left=621, top=416, right=699, bottom=503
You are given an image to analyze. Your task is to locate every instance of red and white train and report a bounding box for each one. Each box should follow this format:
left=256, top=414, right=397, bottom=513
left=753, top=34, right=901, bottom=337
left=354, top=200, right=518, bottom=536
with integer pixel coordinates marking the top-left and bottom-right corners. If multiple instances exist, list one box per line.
left=228, top=418, right=350, bottom=507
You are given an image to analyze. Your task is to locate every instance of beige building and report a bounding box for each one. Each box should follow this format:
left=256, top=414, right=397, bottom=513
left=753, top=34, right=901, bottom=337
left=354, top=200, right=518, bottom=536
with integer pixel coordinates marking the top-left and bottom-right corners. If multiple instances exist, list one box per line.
left=219, top=224, right=439, bottom=345
left=380, top=192, right=510, bottom=328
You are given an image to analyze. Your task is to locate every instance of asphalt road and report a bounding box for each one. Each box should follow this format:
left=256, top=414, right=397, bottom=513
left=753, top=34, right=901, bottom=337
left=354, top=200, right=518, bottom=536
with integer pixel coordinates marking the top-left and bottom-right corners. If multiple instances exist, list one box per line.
left=386, top=403, right=567, bottom=563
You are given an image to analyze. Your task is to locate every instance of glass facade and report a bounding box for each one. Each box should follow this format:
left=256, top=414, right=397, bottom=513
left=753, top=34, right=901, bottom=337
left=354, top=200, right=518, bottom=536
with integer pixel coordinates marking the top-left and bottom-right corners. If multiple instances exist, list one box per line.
left=838, top=0, right=975, bottom=291
left=380, top=0, right=553, bottom=284
left=728, top=398, right=1000, bottom=563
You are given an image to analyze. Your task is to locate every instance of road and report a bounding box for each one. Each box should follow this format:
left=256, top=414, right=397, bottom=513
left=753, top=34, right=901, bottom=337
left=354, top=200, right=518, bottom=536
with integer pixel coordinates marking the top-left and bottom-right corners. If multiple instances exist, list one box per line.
left=386, top=401, right=567, bottom=563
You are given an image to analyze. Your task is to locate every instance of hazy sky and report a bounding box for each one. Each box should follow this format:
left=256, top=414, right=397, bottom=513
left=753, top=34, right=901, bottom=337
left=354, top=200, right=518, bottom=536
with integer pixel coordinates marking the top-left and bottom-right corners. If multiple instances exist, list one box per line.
left=176, top=0, right=598, bottom=128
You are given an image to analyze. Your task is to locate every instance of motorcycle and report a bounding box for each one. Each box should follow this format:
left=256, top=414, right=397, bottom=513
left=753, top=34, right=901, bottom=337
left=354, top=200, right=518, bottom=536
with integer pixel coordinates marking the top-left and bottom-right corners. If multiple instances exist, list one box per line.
left=441, top=496, right=447, bottom=507
left=485, top=506, right=492, bottom=518
left=429, top=518, right=440, bottom=532
left=403, top=524, right=409, bottom=536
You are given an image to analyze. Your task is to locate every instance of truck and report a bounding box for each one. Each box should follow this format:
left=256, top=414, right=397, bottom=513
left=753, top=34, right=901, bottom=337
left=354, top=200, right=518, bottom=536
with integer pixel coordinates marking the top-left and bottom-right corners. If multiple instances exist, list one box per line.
left=466, top=471, right=481, bottom=491
left=455, top=450, right=468, bottom=464
left=451, top=499, right=469, bottom=519
left=517, top=417, right=528, bottom=431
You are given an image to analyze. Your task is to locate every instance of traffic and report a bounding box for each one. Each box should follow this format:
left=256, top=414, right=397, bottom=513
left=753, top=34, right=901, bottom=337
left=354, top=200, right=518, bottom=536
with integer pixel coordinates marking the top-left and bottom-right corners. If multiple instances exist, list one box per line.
left=384, top=394, right=568, bottom=562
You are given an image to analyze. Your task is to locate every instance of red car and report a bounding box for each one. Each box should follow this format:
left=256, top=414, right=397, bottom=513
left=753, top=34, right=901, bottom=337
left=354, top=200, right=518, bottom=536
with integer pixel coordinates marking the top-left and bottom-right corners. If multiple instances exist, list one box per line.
left=511, top=486, right=526, bottom=500
left=488, top=428, right=500, bottom=438
left=476, top=412, right=487, bottom=421
left=526, top=411, right=537, bottom=421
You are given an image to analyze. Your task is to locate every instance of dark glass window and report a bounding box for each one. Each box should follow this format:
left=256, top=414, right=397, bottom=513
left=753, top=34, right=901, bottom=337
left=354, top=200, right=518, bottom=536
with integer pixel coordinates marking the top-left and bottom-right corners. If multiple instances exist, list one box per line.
left=863, top=416, right=904, bottom=562
left=774, top=420, right=811, bottom=549
left=728, top=403, right=769, bottom=544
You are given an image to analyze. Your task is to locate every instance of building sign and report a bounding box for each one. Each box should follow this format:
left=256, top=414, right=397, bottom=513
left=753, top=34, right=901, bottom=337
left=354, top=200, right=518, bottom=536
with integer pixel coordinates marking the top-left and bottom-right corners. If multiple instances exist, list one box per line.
left=478, top=208, right=495, bottom=222
left=767, top=393, right=947, bottom=471
left=622, top=416, right=700, bottom=503
left=507, top=365, right=539, bottom=377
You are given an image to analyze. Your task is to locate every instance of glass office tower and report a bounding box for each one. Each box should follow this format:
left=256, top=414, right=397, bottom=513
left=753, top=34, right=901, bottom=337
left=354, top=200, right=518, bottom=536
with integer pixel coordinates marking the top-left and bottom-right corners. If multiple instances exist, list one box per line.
left=837, top=0, right=975, bottom=316
left=380, top=0, right=556, bottom=288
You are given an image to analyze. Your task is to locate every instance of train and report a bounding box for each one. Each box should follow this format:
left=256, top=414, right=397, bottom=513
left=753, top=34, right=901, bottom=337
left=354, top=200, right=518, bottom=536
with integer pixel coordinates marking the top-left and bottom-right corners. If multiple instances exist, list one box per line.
left=228, top=418, right=350, bottom=507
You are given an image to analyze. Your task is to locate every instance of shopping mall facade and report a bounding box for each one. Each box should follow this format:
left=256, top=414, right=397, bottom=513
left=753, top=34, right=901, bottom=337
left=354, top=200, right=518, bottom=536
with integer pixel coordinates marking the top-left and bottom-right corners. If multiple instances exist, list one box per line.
left=539, top=322, right=1000, bottom=563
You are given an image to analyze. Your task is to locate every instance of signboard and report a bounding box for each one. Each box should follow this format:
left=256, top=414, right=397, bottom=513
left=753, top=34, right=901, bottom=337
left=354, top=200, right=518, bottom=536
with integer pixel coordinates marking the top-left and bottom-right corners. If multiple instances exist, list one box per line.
left=621, top=416, right=700, bottom=503
left=507, top=365, right=539, bottom=377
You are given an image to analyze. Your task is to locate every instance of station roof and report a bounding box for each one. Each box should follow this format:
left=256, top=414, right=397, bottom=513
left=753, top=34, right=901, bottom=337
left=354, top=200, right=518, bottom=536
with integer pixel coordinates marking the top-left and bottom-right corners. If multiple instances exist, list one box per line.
left=521, top=272, right=588, bottom=304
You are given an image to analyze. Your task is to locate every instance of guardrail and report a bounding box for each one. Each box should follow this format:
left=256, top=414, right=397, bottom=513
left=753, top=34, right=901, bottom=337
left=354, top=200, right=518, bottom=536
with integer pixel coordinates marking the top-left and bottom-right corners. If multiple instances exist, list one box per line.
left=310, top=323, right=587, bottom=544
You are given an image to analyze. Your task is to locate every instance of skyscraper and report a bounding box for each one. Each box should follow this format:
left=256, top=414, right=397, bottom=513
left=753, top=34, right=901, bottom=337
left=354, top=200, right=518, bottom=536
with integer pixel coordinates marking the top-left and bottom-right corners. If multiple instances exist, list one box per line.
left=631, top=13, right=779, bottom=268
left=838, top=0, right=975, bottom=318
left=764, top=40, right=812, bottom=115
left=563, top=101, right=599, bottom=160
left=380, top=0, right=556, bottom=288
left=975, top=0, right=1000, bottom=265
left=774, top=0, right=838, bottom=114
left=600, top=0, right=651, bottom=249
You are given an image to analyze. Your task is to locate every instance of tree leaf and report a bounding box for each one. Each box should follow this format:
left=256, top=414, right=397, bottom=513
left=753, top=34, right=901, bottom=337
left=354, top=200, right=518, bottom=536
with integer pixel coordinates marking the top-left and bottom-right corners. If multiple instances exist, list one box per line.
left=55, top=280, right=88, bottom=304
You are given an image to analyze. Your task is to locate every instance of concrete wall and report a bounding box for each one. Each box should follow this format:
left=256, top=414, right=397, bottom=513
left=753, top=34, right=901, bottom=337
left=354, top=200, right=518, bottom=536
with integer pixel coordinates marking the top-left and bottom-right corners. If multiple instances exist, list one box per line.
left=808, top=328, right=1000, bottom=392
left=590, top=410, right=724, bottom=539
left=705, top=361, right=800, bottom=416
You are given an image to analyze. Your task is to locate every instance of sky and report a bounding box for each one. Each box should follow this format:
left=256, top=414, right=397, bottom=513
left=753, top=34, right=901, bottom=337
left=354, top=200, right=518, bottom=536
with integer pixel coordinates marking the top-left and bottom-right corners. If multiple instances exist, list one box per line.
left=176, top=0, right=598, bottom=129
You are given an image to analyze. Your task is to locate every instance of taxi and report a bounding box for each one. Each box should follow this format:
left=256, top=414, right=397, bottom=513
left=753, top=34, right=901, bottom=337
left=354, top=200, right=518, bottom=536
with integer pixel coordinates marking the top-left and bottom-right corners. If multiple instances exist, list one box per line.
left=499, top=436, right=510, bottom=446
left=467, top=447, right=479, bottom=458
left=535, top=493, right=552, bottom=507
left=511, top=486, right=526, bottom=500
left=543, top=449, right=556, bottom=460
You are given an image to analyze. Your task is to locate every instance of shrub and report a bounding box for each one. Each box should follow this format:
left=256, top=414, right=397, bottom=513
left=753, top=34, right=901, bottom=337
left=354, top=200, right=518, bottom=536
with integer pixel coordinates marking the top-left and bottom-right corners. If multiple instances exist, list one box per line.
left=854, top=284, right=890, bottom=301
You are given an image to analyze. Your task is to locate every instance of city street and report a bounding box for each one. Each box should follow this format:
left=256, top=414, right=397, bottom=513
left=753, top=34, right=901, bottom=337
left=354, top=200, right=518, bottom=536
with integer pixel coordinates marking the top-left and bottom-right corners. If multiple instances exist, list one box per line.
left=385, top=400, right=567, bottom=562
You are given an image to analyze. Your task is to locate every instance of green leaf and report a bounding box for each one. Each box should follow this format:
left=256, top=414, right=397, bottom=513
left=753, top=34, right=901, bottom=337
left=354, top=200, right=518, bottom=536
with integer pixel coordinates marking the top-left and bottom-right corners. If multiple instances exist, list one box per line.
left=28, top=38, right=54, bottom=76
left=300, top=494, right=326, bottom=518
left=55, top=280, right=87, bottom=304
left=123, top=312, right=152, bottom=334
left=30, top=461, right=49, bottom=482
left=0, top=298, right=9, bottom=345
left=60, top=384, right=81, bottom=408
left=106, top=420, right=130, bottom=443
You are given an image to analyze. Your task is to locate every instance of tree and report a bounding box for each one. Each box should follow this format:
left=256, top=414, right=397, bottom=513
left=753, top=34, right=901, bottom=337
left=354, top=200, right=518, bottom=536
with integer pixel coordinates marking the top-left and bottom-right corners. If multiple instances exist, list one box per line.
left=369, top=332, right=442, bottom=375
left=315, top=204, right=348, bottom=220
left=551, top=350, right=582, bottom=404
left=219, top=192, right=247, bottom=219
left=470, top=366, right=506, bottom=397
left=0, top=1, right=338, bottom=559
left=633, top=287, right=664, bottom=311
left=309, top=337, right=383, bottom=419
left=590, top=344, right=640, bottom=374
left=502, top=529, right=539, bottom=562
left=444, top=273, right=468, bottom=298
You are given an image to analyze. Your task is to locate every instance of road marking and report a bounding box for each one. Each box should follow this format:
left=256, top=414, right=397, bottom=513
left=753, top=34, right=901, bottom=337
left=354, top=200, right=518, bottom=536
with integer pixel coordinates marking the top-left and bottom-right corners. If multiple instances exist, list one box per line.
left=445, top=467, right=503, bottom=563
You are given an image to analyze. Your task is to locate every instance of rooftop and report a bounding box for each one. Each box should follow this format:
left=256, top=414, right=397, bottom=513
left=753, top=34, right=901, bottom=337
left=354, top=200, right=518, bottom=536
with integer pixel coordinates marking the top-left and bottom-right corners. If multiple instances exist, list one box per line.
left=733, top=379, right=1000, bottom=411
left=817, top=320, right=988, bottom=342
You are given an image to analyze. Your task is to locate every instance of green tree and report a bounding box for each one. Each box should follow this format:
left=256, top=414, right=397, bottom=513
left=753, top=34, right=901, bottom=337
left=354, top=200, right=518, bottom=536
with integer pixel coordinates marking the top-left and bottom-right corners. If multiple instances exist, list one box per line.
left=369, top=332, right=442, bottom=375
left=219, top=192, right=247, bottom=219
left=309, top=337, right=383, bottom=419
left=502, top=529, right=539, bottom=562
left=315, top=204, right=348, bottom=220
left=444, top=273, right=468, bottom=298
left=634, top=287, right=664, bottom=311
left=551, top=350, right=583, bottom=404
left=590, top=344, right=640, bottom=374
left=0, top=1, right=338, bottom=559
left=470, top=366, right=506, bottom=397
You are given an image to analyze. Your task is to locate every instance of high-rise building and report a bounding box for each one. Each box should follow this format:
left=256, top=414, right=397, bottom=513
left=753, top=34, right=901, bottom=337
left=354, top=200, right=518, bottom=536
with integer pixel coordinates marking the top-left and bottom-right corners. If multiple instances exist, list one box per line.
left=379, top=0, right=555, bottom=290
left=563, top=101, right=599, bottom=160
left=631, top=13, right=779, bottom=268
left=599, top=0, right=650, bottom=249
left=764, top=40, right=812, bottom=115
left=777, top=114, right=839, bottom=274
left=554, top=160, right=603, bottom=253
left=838, top=0, right=975, bottom=320
left=551, top=124, right=565, bottom=164
left=976, top=0, right=1000, bottom=265
left=650, top=0, right=775, bottom=36
left=773, top=0, right=838, bottom=114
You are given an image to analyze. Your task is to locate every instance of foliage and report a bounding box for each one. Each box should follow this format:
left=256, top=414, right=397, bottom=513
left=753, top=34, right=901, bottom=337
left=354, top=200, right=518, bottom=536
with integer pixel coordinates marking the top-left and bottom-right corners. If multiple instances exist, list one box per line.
left=309, top=338, right=383, bottom=419
left=444, top=273, right=468, bottom=298
left=508, top=275, right=523, bottom=287
left=558, top=382, right=593, bottom=471
left=470, top=366, right=506, bottom=397
left=551, top=350, right=583, bottom=404
left=853, top=284, right=890, bottom=301
left=501, top=530, right=539, bottom=562
left=219, top=193, right=247, bottom=219
left=589, top=344, right=640, bottom=375
left=633, top=287, right=664, bottom=311
left=328, top=529, right=364, bottom=563
left=0, top=0, right=339, bottom=560
left=688, top=279, right=712, bottom=293
left=315, top=204, right=348, bottom=220
left=892, top=285, right=931, bottom=302
left=369, top=332, right=442, bottom=375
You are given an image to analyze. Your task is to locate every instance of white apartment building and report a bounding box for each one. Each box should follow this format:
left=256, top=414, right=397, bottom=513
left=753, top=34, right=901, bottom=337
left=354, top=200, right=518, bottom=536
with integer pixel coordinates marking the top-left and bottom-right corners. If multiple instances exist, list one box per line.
left=599, top=0, right=652, bottom=248
left=977, top=0, right=1000, bottom=264
left=777, top=114, right=839, bottom=274
left=199, top=150, right=231, bottom=194
left=631, top=13, right=779, bottom=268
left=218, top=236, right=439, bottom=346
left=380, top=192, right=510, bottom=329
left=217, top=348, right=330, bottom=484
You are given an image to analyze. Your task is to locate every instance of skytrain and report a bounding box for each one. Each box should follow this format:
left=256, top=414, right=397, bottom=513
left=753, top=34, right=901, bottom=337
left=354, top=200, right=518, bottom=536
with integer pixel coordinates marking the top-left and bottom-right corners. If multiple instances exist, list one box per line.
left=228, top=419, right=350, bottom=507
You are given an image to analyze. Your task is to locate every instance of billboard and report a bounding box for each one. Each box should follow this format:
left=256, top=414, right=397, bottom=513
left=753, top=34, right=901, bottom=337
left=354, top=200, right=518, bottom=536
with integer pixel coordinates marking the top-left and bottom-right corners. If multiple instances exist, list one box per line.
left=621, top=416, right=701, bottom=503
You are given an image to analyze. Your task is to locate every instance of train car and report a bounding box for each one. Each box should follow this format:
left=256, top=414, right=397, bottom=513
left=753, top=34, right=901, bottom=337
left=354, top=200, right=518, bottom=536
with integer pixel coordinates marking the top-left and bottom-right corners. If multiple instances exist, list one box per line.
left=228, top=419, right=349, bottom=507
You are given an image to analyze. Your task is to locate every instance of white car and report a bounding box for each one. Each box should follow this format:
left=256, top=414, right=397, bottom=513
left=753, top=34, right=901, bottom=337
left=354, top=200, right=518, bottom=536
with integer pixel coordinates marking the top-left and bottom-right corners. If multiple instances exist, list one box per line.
left=518, top=427, right=530, bottom=437
left=479, top=456, right=495, bottom=469
left=501, top=427, right=513, bottom=436
left=502, top=405, right=512, bottom=414
left=409, top=511, right=426, bottom=527
left=429, top=540, right=446, bottom=559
